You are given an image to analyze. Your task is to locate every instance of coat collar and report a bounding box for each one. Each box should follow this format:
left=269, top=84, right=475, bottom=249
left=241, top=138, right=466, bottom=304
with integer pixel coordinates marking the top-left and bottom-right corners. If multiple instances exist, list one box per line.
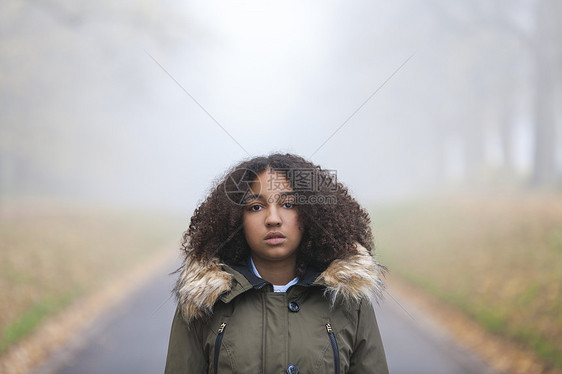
left=174, top=244, right=386, bottom=324
left=226, top=258, right=321, bottom=290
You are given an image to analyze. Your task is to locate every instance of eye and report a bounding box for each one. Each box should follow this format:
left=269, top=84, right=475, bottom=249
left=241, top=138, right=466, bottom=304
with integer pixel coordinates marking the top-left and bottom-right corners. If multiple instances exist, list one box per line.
left=248, top=204, right=263, bottom=212
left=282, top=202, right=295, bottom=209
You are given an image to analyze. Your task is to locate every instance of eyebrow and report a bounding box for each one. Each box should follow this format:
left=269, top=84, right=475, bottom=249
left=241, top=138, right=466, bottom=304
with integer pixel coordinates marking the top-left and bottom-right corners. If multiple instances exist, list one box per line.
left=278, top=192, right=296, bottom=197
left=243, top=191, right=296, bottom=203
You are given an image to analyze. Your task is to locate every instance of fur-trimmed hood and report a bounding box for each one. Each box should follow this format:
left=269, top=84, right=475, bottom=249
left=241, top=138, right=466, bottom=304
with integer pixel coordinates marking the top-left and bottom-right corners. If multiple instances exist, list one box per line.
left=174, top=244, right=386, bottom=324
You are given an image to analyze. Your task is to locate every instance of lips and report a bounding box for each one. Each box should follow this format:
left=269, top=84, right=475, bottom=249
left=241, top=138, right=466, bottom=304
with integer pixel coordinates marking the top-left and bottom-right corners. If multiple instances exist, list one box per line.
left=264, top=231, right=286, bottom=239
left=264, top=231, right=286, bottom=245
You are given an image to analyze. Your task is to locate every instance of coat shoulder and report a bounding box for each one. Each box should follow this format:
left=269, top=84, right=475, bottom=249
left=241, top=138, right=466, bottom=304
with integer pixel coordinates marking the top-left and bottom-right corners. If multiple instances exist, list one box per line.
left=316, top=244, right=387, bottom=306
left=175, top=244, right=386, bottom=323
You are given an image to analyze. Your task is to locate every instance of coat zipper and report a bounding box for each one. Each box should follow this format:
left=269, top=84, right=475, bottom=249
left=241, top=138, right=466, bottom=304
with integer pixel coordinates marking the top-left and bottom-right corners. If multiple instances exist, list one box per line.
left=325, top=323, right=340, bottom=374
left=214, top=322, right=227, bottom=374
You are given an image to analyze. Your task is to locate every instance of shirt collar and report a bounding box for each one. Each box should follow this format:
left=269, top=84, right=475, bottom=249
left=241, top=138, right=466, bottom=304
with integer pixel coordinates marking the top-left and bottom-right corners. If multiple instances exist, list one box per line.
left=249, top=257, right=300, bottom=292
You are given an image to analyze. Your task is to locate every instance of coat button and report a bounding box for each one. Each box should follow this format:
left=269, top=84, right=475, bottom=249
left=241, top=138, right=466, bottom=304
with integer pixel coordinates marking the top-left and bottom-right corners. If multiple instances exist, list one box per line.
left=286, top=364, right=299, bottom=374
left=288, top=301, right=300, bottom=312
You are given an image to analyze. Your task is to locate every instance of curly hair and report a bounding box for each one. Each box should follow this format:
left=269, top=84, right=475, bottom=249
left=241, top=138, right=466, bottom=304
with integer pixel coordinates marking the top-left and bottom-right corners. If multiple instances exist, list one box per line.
left=181, top=153, right=374, bottom=276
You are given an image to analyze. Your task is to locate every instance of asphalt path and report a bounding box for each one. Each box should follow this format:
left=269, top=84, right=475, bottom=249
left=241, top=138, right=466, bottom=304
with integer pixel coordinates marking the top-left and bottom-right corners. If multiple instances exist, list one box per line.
left=32, top=261, right=497, bottom=374
left=377, top=290, right=496, bottom=374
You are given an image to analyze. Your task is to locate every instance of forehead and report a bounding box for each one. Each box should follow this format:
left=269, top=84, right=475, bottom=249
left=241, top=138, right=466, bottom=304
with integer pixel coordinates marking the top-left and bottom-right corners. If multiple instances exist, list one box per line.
left=250, top=169, right=292, bottom=193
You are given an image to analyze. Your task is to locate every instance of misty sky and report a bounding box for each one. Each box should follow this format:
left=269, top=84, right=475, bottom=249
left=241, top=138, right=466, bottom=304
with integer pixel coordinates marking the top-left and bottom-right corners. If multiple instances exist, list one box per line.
left=1, top=0, right=548, bottom=213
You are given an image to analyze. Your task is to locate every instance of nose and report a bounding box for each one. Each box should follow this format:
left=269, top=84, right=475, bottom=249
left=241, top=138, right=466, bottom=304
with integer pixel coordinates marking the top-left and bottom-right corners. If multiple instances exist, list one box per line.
left=265, top=205, right=282, bottom=226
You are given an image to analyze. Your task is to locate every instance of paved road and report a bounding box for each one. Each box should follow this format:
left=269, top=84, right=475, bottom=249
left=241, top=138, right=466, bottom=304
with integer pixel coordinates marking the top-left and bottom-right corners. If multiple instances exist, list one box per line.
left=32, top=261, right=496, bottom=374
left=377, top=291, right=496, bottom=374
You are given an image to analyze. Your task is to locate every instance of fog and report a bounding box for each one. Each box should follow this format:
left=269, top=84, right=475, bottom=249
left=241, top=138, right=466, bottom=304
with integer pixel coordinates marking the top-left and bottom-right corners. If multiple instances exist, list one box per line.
left=2, top=0, right=561, bottom=213
left=2, top=3, right=562, bottom=372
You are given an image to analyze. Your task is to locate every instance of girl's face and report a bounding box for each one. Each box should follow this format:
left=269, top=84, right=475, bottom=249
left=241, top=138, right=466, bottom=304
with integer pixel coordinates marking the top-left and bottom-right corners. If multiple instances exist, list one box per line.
left=243, top=169, right=303, bottom=265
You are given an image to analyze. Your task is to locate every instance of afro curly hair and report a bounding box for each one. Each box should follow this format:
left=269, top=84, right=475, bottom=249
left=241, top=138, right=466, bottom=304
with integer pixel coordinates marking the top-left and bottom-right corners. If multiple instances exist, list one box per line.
left=181, top=153, right=374, bottom=276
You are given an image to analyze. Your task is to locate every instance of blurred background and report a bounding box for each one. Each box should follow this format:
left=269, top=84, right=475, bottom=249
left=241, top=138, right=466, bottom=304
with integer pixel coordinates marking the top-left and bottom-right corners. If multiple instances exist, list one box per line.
left=1, top=0, right=561, bottom=373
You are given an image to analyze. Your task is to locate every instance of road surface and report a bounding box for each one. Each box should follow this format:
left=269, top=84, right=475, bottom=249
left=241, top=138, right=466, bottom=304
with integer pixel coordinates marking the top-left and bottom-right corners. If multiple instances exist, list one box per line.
left=32, top=261, right=496, bottom=374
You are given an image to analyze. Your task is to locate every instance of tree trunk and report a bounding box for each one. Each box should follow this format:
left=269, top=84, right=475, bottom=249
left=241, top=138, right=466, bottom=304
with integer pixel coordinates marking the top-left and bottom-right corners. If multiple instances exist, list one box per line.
left=531, top=0, right=557, bottom=186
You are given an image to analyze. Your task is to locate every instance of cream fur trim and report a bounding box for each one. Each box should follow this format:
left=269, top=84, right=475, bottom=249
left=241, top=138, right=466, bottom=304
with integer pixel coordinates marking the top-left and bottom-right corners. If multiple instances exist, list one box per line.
left=175, top=256, right=233, bottom=324
left=316, top=244, right=386, bottom=305
left=175, top=244, right=385, bottom=322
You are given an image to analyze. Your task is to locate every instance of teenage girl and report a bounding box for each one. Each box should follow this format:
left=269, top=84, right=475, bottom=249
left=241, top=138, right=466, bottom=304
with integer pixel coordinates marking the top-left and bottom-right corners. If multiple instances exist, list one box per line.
left=165, top=153, right=388, bottom=374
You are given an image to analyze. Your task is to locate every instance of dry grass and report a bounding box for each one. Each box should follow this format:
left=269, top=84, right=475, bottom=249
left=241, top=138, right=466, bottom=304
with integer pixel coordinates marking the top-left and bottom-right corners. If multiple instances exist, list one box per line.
left=0, top=200, right=184, bottom=353
left=371, top=193, right=562, bottom=371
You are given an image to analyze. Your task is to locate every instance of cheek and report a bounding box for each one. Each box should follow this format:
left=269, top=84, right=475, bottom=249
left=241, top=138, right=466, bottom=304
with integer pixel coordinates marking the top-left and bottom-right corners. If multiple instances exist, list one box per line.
left=286, top=213, right=302, bottom=234
left=243, top=216, right=259, bottom=242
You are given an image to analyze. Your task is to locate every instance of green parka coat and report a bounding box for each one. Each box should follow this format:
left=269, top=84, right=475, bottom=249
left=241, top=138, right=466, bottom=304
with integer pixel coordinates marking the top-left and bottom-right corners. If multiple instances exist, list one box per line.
left=165, top=244, right=388, bottom=374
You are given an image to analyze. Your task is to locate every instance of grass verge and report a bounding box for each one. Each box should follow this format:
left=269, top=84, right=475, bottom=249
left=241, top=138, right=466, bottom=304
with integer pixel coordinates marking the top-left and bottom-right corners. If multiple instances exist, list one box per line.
left=371, top=193, right=562, bottom=370
left=0, top=200, right=185, bottom=354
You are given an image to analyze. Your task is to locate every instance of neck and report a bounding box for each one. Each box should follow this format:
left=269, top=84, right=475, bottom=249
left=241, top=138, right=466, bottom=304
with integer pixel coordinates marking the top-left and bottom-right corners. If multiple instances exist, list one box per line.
left=251, top=255, right=297, bottom=285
